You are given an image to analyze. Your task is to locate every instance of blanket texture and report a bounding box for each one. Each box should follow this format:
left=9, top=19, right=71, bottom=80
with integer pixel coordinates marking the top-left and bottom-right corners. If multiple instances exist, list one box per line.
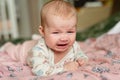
left=0, top=34, right=120, bottom=80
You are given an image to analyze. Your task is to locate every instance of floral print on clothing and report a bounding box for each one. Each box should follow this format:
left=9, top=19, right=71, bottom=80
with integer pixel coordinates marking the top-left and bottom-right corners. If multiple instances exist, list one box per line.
left=27, top=38, right=88, bottom=76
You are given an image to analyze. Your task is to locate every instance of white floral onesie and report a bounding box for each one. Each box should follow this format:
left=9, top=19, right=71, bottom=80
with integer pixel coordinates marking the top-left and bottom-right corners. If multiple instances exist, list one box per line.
left=27, top=38, right=88, bottom=76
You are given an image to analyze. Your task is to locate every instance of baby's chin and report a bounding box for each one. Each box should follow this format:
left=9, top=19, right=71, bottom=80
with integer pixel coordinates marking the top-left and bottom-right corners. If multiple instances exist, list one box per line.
left=53, top=46, right=72, bottom=53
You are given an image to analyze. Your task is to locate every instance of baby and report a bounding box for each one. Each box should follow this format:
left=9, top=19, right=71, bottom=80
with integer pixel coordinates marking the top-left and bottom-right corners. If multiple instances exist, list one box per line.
left=27, top=0, right=88, bottom=76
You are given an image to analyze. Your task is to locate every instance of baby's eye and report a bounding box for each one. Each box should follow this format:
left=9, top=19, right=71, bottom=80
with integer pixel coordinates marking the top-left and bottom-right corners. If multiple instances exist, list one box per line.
left=67, top=31, right=74, bottom=33
left=52, top=32, right=59, bottom=34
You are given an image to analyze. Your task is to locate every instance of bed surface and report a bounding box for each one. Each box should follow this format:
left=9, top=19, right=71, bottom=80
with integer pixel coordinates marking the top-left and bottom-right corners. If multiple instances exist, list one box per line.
left=0, top=33, right=120, bottom=80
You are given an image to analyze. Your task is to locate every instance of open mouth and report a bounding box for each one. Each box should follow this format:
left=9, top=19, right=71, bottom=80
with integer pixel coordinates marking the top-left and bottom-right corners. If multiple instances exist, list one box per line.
left=56, top=43, right=69, bottom=49
left=56, top=43, right=69, bottom=50
left=57, top=43, right=68, bottom=46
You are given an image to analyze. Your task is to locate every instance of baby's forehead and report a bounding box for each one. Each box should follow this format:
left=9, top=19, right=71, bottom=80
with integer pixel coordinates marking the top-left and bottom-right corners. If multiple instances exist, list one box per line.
left=42, top=1, right=76, bottom=18
left=44, top=8, right=72, bottom=18
left=45, top=10, right=77, bottom=21
left=46, top=15, right=77, bottom=28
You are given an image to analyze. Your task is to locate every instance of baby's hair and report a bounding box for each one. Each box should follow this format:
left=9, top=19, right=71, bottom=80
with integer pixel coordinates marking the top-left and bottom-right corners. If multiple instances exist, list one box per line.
left=40, top=0, right=77, bottom=27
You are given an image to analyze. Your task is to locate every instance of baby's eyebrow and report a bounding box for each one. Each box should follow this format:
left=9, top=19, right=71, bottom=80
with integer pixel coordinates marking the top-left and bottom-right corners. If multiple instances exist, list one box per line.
left=69, top=26, right=76, bottom=30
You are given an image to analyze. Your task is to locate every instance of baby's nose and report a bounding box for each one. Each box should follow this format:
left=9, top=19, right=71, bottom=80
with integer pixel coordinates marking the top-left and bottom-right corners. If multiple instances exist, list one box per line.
left=60, top=34, right=69, bottom=41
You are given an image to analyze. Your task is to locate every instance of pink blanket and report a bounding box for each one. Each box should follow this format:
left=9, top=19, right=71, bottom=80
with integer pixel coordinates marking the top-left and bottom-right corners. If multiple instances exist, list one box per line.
left=0, top=34, right=120, bottom=80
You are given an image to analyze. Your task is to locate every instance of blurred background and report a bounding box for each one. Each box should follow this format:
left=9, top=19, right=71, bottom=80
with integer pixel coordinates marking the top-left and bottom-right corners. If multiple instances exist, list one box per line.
left=0, top=0, right=120, bottom=41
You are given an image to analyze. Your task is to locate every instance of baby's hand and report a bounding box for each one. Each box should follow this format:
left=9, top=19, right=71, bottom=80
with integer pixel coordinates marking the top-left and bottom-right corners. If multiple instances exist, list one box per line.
left=64, top=61, right=79, bottom=71
left=76, top=58, right=87, bottom=66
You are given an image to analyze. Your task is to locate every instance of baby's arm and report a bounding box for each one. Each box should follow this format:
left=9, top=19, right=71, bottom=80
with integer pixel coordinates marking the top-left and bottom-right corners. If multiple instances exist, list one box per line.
left=63, top=56, right=88, bottom=71
left=63, top=42, right=88, bottom=71
left=75, top=50, right=88, bottom=66
left=27, top=49, right=64, bottom=76
left=75, top=42, right=88, bottom=66
left=63, top=57, right=88, bottom=71
left=75, top=51, right=88, bottom=66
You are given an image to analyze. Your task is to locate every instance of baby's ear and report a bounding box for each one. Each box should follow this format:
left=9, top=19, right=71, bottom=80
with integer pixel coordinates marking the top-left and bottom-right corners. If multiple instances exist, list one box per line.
left=38, top=26, right=44, bottom=37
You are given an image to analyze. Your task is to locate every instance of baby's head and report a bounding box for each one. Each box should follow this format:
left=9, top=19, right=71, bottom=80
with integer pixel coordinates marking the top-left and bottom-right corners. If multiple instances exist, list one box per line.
left=39, top=0, right=77, bottom=54
left=40, top=0, right=77, bottom=27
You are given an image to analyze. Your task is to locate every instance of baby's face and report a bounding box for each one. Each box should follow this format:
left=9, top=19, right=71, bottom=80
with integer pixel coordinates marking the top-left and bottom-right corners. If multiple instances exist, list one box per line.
left=42, top=14, right=77, bottom=54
